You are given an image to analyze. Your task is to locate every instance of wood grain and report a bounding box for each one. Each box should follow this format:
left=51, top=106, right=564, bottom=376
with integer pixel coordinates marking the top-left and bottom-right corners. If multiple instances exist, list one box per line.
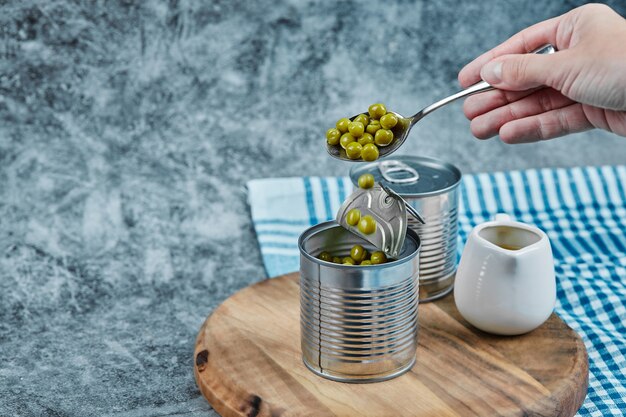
left=194, top=273, right=588, bottom=417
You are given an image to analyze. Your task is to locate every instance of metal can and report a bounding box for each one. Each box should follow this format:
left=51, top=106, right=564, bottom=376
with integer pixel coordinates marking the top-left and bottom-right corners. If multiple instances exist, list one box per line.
left=298, top=221, right=420, bottom=383
left=350, top=156, right=461, bottom=302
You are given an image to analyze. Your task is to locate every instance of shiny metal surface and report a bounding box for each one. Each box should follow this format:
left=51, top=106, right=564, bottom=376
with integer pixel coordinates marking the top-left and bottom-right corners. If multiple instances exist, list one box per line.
left=406, top=186, right=459, bottom=301
left=351, top=156, right=461, bottom=198
left=350, top=156, right=461, bottom=302
left=299, top=221, right=420, bottom=382
left=379, top=160, right=419, bottom=184
left=381, top=184, right=425, bottom=225
left=336, top=184, right=423, bottom=258
left=327, top=44, right=556, bottom=161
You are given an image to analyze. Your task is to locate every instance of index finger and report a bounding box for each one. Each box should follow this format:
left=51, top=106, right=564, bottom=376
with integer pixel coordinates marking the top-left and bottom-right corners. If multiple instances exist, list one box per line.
left=458, top=14, right=563, bottom=88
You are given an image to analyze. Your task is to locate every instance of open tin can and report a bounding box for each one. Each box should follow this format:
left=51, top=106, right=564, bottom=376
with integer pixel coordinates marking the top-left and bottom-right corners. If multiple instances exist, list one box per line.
left=350, top=156, right=461, bottom=302
left=299, top=221, right=421, bottom=382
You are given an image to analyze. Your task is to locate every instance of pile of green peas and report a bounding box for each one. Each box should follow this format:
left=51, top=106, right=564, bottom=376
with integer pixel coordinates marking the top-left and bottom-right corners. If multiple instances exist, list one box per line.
left=317, top=245, right=389, bottom=266
left=325, top=103, right=399, bottom=161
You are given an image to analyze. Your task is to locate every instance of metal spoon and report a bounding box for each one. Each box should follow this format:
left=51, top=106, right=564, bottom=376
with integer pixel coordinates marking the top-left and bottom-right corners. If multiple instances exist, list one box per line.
left=327, top=44, right=556, bottom=161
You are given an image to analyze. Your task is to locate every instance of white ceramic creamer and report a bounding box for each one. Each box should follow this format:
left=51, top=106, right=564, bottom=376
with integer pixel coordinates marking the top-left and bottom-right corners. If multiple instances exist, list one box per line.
left=454, top=214, right=556, bottom=335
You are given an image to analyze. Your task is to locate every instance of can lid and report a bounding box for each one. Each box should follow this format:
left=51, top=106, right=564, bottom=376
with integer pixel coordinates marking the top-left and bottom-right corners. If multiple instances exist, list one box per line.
left=335, top=184, right=423, bottom=258
left=349, top=156, right=461, bottom=198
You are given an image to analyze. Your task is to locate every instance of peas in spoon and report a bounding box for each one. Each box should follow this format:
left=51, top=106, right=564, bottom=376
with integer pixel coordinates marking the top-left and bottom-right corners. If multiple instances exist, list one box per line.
left=326, top=44, right=556, bottom=162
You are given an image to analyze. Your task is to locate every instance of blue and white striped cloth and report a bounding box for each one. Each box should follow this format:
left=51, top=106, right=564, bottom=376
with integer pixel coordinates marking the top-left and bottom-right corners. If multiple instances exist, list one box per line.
left=247, top=165, right=626, bottom=416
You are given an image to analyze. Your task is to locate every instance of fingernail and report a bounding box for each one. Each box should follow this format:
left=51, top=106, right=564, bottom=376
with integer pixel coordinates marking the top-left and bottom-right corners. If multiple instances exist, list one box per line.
left=481, top=61, right=503, bottom=83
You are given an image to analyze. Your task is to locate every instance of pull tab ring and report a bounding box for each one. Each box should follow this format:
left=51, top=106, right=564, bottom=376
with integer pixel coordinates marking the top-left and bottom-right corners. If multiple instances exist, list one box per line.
left=381, top=184, right=425, bottom=225
left=379, top=160, right=419, bottom=184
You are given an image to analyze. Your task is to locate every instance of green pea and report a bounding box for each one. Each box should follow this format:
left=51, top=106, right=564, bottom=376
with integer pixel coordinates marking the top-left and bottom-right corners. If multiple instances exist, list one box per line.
left=358, top=215, right=377, bottom=235
left=361, top=143, right=379, bottom=162
left=366, top=125, right=381, bottom=135
left=336, top=118, right=350, bottom=133
left=345, top=142, right=362, bottom=160
left=318, top=251, right=333, bottom=262
left=360, top=260, right=372, bottom=266
left=357, top=173, right=375, bottom=189
left=370, top=251, right=387, bottom=264
left=342, top=257, right=355, bottom=265
left=374, top=129, right=394, bottom=146
left=332, top=256, right=342, bottom=264
left=380, top=113, right=398, bottom=129
left=326, top=128, right=341, bottom=146
left=346, top=208, right=361, bottom=226
left=366, top=119, right=381, bottom=135
left=358, top=132, right=374, bottom=146
left=368, top=103, right=387, bottom=120
left=350, top=244, right=368, bottom=263
left=353, top=113, right=369, bottom=126
left=340, top=133, right=355, bottom=149
left=348, top=121, right=364, bottom=138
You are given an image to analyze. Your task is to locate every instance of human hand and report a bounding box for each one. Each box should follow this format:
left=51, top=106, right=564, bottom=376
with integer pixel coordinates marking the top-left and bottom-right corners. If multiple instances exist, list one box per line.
left=458, top=3, right=626, bottom=143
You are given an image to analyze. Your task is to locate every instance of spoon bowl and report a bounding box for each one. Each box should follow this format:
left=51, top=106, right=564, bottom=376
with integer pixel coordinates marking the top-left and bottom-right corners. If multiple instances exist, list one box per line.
left=326, top=111, right=410, bottom=160
left=327, top=44, right=556, bottom=162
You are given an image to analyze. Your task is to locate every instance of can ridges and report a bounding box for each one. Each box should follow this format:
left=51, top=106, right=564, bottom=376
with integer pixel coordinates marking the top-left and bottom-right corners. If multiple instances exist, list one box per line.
left=303, top=327, right=419, bottom=350
left=301, top=302, right=418, bottom=322
left=301, top=287, right=418, bottom=312
left=299, top=221, right=420, bottom=382
left=305, top=325, right=419, bottom=347
left=300, top=278, right=417, bottom=299
left=317, top=342, right=418, bottom=359
left=300, top=310, right=419, bottom=335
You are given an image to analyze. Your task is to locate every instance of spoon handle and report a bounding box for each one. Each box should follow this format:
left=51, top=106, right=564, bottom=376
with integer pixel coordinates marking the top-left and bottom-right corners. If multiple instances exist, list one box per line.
left=413, top=44, right=556, bottom=121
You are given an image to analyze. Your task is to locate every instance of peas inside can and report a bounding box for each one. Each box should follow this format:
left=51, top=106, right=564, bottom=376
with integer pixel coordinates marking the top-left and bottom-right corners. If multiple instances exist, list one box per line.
left=317, top=245, right=390, bottom=266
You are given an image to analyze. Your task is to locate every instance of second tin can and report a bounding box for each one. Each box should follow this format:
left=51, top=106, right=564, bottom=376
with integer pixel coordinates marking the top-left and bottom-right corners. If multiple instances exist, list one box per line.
left=350, top=156, right=461, bottom=302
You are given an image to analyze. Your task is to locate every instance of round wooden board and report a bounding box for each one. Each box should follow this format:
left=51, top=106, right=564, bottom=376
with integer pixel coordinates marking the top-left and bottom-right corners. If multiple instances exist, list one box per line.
left=194, top=273, right=588, bottom=417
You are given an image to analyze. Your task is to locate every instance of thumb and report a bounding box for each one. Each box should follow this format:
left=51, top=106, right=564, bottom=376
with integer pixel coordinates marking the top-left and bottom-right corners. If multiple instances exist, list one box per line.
left=480, top=53, right=563, bottom=91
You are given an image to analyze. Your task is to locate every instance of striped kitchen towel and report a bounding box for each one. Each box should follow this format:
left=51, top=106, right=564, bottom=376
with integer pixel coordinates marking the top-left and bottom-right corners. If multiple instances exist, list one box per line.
left=246, top=165, right=626, bottom=416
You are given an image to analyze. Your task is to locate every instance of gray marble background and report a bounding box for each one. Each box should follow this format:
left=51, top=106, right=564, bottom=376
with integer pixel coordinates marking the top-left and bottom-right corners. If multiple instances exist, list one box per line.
left=1, top=1, right=624, bottom=416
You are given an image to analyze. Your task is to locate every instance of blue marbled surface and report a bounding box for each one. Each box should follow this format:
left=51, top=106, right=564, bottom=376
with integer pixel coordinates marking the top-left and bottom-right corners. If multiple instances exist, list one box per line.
left=1, top=1, right=625, bottom=416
